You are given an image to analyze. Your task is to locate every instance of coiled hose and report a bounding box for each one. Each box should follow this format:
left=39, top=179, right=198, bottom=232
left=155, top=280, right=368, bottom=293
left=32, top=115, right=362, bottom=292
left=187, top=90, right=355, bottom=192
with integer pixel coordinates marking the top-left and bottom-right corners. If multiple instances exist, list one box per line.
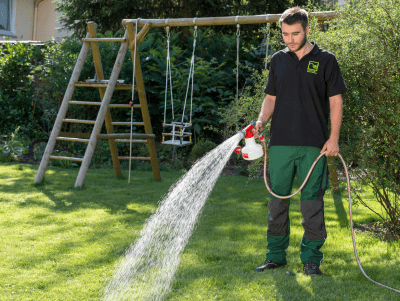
left=260, top=139, right=400, bottom=294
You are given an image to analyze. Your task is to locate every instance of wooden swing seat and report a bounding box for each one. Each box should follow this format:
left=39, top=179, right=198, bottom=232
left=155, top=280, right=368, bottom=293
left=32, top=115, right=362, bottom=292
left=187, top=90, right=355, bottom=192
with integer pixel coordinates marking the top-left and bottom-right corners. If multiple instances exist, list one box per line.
left=162, top=122, right=192, bottom=146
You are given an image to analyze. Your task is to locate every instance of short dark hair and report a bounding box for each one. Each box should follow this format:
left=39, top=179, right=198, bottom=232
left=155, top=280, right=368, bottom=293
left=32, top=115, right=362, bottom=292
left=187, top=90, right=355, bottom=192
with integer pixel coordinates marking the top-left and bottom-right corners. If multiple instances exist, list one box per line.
left=279, top=7, right=308, bottom=31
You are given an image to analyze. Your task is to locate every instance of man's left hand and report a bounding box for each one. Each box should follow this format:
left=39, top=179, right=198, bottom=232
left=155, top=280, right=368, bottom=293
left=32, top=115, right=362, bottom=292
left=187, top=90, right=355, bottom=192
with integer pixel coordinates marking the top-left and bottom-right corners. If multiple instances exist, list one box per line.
left=321, top=138, right=339, bottom=156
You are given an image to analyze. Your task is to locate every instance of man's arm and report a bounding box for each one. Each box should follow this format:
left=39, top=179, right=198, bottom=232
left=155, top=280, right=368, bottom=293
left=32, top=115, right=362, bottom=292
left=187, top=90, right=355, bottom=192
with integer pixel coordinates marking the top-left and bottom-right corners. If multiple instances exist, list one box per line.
left=321, top=94, right=343, bottom=156
left=254, top=94, right=276, bottom=138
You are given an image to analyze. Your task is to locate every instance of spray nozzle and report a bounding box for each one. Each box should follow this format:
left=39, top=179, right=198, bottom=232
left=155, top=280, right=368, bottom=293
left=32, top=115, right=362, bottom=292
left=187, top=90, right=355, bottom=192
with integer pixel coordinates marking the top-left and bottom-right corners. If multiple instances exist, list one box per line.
left=239, top=121, right=264, bottom=141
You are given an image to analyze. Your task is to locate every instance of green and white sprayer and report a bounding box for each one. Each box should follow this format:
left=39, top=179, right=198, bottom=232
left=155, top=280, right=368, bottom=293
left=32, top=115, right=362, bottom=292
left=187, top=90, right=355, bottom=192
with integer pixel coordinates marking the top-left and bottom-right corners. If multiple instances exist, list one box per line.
left=235, top=121, right=400, bottom=294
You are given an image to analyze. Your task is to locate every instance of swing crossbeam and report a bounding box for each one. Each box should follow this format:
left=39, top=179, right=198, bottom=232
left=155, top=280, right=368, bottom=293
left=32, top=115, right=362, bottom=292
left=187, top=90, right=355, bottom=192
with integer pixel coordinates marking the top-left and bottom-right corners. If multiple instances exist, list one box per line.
left=122, top=11, right=336, bottom=28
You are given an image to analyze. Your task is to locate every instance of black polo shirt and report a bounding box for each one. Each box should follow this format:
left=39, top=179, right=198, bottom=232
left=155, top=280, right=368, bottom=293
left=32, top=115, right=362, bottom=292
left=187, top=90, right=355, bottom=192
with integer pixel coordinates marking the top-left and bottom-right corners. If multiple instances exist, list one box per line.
left=264, top=42, right=347, bottom=149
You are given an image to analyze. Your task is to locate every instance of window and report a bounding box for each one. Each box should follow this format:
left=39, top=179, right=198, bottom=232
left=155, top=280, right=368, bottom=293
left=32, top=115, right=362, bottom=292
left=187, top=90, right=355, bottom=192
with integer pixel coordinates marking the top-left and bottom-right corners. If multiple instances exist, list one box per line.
left=0, top=0, right=11, bottom=31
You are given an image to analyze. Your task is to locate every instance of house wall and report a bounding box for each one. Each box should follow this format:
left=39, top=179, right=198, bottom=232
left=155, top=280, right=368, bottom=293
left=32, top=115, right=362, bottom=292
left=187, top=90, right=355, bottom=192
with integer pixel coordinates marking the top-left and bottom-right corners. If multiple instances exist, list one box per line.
left=15, top=0, right=34, bottom=40
left=0, top=0, right=72, bottom=41
left=35, top=0, right=56, bottom=40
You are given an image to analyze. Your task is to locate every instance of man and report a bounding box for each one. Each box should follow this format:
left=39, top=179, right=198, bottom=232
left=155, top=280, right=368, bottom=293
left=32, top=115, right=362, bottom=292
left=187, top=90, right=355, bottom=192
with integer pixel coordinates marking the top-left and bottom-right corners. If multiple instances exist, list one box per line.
left=253, top=7, right=347, bottom=276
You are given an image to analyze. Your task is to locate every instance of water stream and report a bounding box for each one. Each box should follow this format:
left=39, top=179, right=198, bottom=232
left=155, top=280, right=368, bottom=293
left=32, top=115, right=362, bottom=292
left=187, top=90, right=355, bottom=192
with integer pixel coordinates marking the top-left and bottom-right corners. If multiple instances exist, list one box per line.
left=103, top=133, right=242, bottom=301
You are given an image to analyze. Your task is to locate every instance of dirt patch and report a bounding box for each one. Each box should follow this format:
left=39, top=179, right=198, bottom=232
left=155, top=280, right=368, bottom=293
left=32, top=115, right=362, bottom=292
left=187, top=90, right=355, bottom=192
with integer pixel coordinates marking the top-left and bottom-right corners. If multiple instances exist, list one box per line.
left=221, top=165, right=239, bottom=176
left=355, top=221, right=399, bottom=242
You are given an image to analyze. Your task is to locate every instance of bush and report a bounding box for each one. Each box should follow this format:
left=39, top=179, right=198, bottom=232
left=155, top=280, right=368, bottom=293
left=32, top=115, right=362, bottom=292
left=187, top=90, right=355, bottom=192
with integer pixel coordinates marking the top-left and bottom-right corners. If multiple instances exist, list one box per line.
left=189, top=139, right=217, bottom=162
left=0, top=43, right=42, bottom=137
left=309, top=0, right=400, bottom=235
left=215, top=67, right=272, bottom=149
left=0, top=127, right=30, bottom=162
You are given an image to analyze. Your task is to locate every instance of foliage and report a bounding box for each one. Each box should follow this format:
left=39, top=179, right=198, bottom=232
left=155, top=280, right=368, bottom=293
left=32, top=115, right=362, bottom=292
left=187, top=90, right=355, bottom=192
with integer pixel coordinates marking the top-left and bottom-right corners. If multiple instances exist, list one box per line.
left=247, top=159, right=265, bottom=178
left=92, top=140, right=113, bottom=166
left=216, top=68, right=271, bottom=140
left=0, top=127, right=30, bottom=162
left=0, top=43, right=42, bottom=138
left=32, top=38, right=91, bottom=136
left=188, top=139, right=217, bottom=162
left=309, top=0, right=400, bottom=235
left=50, top=150, right=80, bottom=168
left=33, top=142, right=47, bottom=161
left=1, top=27, right=266, bottom=144
left=54, top=0, right=308, bottom=39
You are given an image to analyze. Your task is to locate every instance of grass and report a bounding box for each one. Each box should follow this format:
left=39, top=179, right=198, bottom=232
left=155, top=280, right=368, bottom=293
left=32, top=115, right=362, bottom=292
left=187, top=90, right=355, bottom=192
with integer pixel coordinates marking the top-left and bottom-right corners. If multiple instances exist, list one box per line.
left=0, top=162, right=399, bottom=300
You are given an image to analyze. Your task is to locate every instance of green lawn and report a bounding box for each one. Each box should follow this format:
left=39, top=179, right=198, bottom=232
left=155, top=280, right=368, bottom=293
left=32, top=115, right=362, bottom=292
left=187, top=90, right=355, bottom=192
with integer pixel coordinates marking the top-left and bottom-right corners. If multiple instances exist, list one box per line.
left=0, top=162, right=399, bottom=300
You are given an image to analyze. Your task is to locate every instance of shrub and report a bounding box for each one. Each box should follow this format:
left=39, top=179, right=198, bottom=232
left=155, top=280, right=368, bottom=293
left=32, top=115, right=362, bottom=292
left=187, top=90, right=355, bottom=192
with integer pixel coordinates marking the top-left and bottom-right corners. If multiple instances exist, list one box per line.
left=0, top=43, right=42, bottom=137
left=309, top=0, right=400, bottom=235
left=0, top=127, right=30, bottom=162
left=189, top=139, right=217, bottom=162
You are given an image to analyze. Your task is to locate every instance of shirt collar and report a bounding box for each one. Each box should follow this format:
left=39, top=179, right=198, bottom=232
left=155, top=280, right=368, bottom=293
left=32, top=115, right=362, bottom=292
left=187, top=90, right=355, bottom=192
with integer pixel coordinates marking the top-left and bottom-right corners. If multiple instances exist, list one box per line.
left=284, top=42, right=319, bottom=60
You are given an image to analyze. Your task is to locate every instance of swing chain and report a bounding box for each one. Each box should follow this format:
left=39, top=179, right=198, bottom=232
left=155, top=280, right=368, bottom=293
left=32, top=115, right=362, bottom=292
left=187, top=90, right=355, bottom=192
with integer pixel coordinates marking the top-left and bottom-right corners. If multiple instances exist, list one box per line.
left=164, top=24, right=174, bottom=123
left=129, top=18, right=139, bottom=184
left=236, top=21, right=240, bottom=131
left=182, top=25, right=197, bottom=124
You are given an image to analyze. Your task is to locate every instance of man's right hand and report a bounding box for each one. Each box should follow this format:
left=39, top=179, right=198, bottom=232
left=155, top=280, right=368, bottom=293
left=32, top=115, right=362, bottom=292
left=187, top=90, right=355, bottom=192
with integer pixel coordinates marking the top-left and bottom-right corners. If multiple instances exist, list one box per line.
left=253, top=121, right=263, bottom=138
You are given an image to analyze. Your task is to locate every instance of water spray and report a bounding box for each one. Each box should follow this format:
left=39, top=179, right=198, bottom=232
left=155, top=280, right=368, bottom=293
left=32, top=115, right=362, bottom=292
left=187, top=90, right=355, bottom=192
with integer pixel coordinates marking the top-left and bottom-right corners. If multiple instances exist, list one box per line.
left=237, top=121, right=400, bottom=294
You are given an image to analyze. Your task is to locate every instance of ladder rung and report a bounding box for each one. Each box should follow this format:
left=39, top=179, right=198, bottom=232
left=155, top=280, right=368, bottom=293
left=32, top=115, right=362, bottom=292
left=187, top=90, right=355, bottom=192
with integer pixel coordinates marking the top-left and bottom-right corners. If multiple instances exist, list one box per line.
left=68, top=101, right=141, bottom=109
left=98, top=133, right=155, bottom=140
left=82, top=38, right=126, bottom=43
left=118, top=156, right=151, bottom=161
left=74, top=82, right=135, bottom=90
left=112, top=122, right=145, bottom=126
left=49, top=155, right=83, bottom=162
left=63, top=119, right=96, bottom=125
left=109, top=104, right=141, bottom=109
left=57, top=137, right=90, bottom=143
left=114, top=139, right=147, bottom=143
left=59, top=132, right=91, bottom=139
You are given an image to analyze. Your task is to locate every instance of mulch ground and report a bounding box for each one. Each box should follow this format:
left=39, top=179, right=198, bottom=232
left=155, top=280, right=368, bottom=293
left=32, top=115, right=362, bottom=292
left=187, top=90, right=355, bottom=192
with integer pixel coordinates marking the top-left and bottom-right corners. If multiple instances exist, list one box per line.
left=355, top=221, right=400, bottom=242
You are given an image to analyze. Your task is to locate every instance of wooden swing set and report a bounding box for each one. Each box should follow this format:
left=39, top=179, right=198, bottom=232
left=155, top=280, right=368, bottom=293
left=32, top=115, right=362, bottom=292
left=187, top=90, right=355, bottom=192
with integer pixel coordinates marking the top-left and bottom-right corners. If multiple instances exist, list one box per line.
left=34, top=11, right=337, bottom=188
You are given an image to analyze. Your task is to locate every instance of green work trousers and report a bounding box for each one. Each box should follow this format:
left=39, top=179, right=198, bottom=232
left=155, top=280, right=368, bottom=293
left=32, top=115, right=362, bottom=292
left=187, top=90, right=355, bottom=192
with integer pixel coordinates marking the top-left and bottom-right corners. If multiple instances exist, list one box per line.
left=265, top=146, right=328, bottom=266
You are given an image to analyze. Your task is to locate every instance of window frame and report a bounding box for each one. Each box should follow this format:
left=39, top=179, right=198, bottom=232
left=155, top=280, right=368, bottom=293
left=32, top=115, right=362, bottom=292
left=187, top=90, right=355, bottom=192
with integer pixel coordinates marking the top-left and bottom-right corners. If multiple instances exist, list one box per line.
left=0, top=0, right=16, bottom=38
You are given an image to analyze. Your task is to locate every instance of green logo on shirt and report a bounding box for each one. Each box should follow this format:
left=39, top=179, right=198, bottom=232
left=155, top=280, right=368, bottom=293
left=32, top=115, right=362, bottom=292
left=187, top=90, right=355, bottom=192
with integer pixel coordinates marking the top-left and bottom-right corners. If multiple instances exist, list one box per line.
left=307, top=61, right=319, bottom=74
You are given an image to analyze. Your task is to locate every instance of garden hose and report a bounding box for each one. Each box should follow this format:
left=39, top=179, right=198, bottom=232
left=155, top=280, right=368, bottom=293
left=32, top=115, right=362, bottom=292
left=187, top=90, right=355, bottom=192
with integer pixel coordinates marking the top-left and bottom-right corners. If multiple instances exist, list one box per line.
left=260, top=139, right=400, bottom=294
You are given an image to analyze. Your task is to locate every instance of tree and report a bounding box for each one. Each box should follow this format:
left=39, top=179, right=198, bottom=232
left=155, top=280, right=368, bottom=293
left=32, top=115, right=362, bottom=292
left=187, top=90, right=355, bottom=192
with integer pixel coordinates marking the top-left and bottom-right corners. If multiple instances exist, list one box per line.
left=55, top=0, right=308, bottom=38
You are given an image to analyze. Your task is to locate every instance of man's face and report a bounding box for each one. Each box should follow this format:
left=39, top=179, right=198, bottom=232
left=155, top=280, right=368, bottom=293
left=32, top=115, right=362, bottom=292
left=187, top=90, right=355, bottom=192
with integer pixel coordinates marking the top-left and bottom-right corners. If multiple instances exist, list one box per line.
left=281, top=22, right=309, bottom=53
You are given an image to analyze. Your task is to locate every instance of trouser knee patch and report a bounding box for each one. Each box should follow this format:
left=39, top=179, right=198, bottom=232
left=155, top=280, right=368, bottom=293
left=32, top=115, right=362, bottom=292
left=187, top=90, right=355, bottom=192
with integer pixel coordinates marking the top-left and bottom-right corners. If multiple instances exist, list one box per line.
left=301, top=201, right=327, bottom=240
left=267, top=199, right=290, bottom=236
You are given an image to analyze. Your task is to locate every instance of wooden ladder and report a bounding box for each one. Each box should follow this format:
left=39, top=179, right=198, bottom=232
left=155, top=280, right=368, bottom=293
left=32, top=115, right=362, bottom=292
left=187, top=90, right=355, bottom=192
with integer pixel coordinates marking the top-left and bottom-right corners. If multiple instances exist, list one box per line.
left=34, top=21, right=160, bottom=188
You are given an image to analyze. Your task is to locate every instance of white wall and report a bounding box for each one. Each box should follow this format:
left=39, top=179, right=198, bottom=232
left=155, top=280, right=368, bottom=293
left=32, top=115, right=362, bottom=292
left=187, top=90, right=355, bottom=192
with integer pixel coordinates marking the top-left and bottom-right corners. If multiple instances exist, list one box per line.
left=15, top=0, right=35, bottom=40
left=0, top=0, right=72, bottom=41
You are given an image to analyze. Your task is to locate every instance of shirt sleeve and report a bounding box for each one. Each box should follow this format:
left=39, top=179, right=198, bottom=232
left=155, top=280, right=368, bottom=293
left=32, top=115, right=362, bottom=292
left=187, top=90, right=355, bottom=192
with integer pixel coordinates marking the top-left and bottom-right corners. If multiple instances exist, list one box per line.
left=263, top=59, right=276, bottom=96
left=326, top=55, right=347, bottom=97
